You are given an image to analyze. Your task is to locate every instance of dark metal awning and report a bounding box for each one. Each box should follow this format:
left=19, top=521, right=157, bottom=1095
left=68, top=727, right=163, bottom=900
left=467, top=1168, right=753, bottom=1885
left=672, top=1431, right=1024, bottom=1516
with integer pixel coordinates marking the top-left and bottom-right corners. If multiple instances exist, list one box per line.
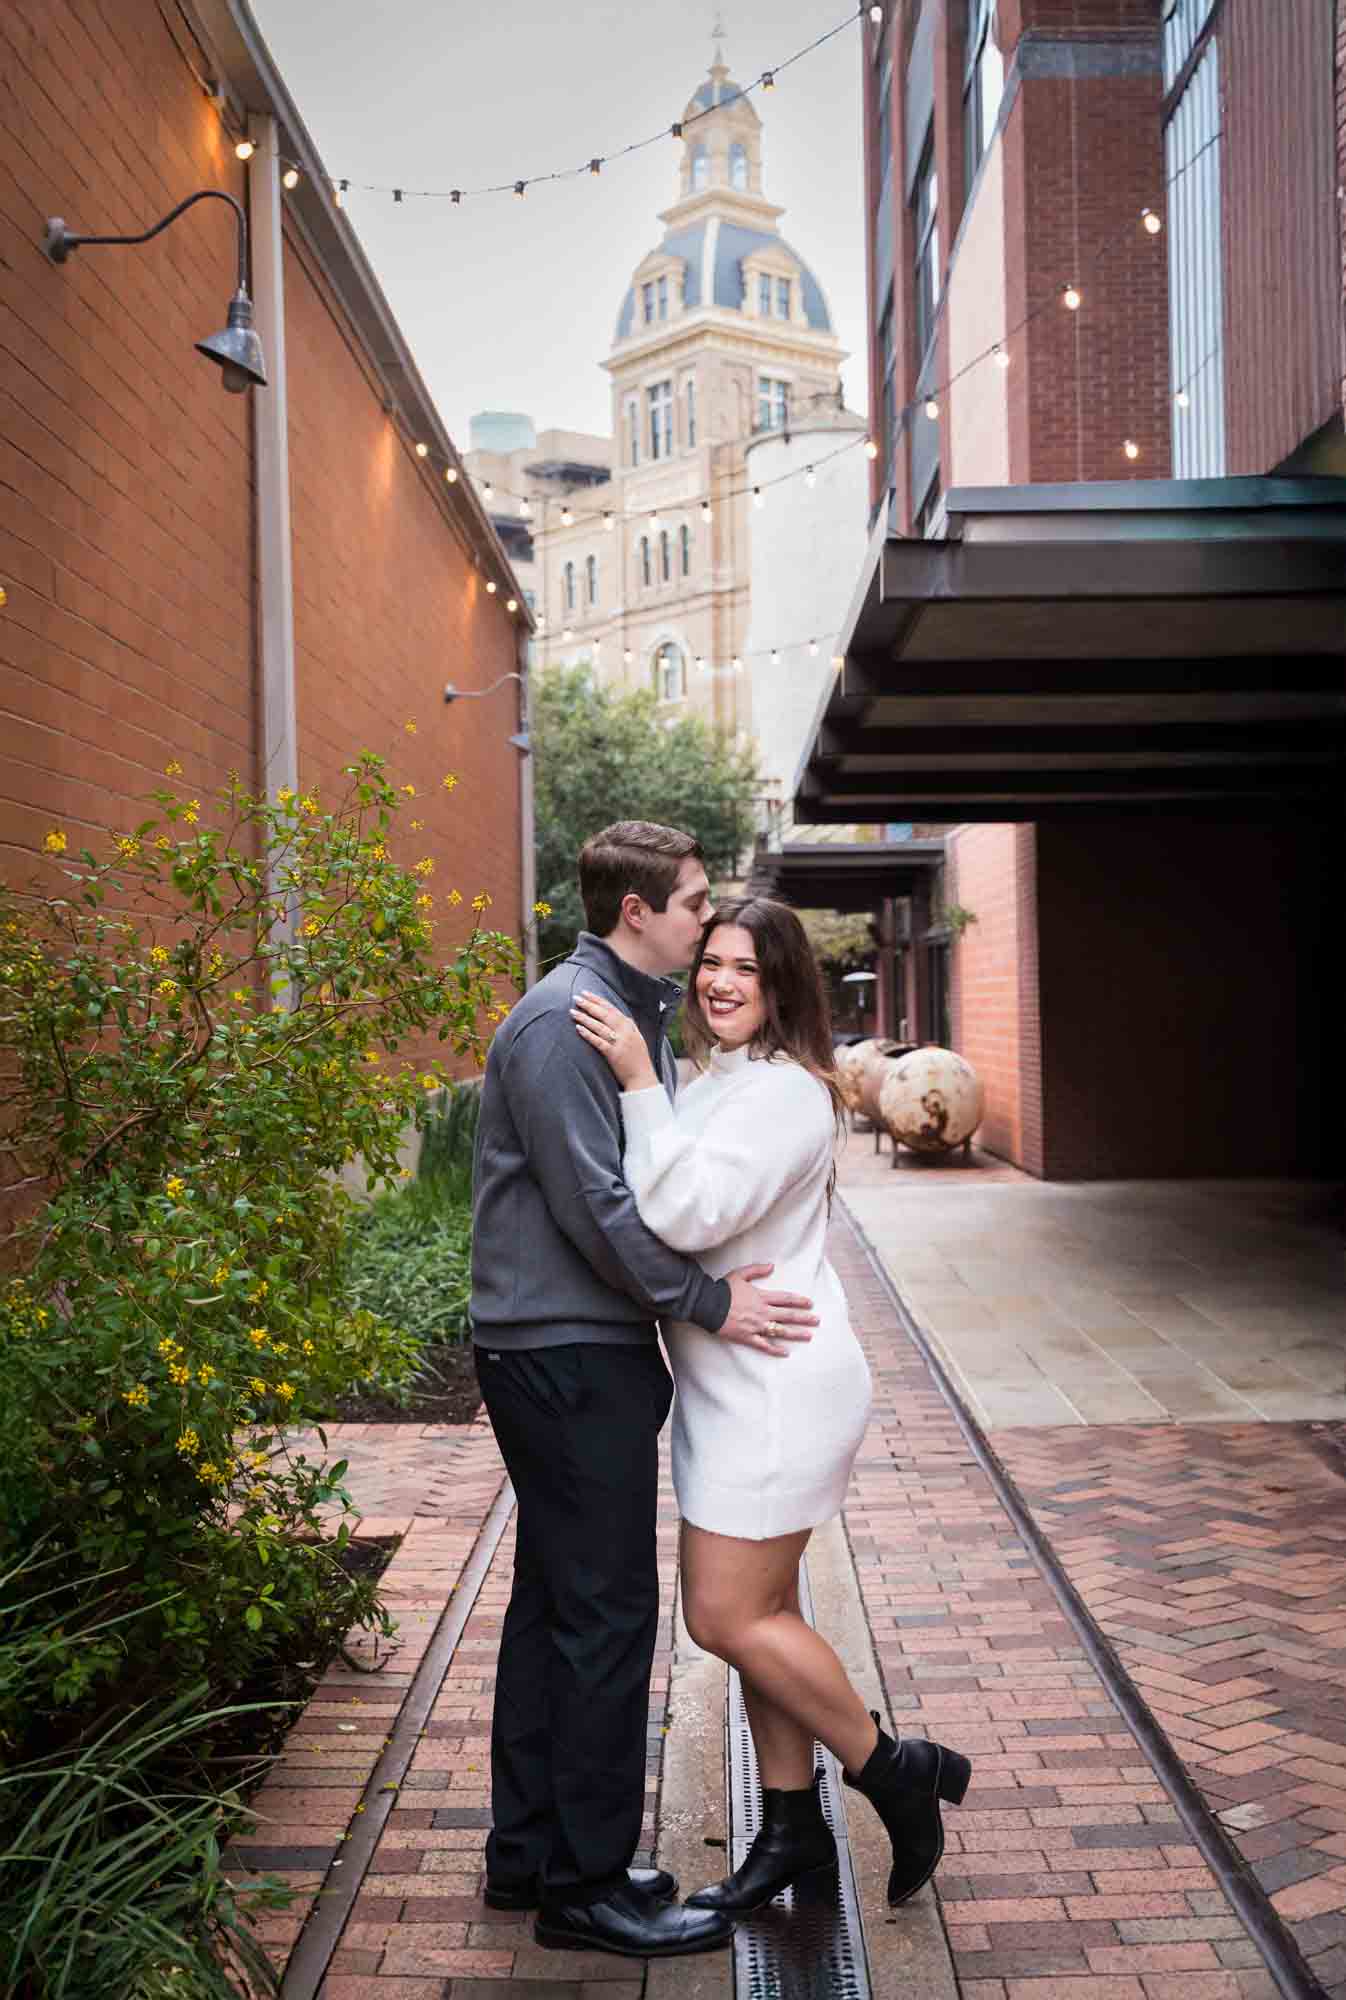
left=747, top=839, right=943, bottom=912
left=796, top=476, right=1346, bottom=823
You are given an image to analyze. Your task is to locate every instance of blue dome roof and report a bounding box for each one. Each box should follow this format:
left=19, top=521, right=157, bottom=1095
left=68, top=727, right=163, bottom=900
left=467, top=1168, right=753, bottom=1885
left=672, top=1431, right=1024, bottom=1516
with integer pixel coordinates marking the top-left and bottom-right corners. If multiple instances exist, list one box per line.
left=689, top=72, right=747, bottom=113
left=615, top=221, right=833, bottom=342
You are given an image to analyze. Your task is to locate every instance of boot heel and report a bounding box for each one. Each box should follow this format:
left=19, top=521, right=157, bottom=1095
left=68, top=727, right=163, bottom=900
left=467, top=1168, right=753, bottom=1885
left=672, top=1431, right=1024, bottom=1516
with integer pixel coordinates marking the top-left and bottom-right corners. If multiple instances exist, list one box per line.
left=937, top=1748, right=972, bottom=1805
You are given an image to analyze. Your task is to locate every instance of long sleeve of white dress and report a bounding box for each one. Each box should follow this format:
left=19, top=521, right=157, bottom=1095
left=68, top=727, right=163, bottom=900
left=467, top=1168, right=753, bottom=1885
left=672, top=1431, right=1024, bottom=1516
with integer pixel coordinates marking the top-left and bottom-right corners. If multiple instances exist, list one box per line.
left=619, top=1057, right=833, bottom=1254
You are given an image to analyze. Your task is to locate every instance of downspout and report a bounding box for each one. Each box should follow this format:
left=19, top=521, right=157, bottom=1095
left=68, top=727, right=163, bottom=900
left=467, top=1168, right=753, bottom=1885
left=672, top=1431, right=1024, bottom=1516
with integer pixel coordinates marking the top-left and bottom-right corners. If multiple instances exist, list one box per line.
left=517, top=631, right=538, bottom=986
left=247, top=114, right=298, bottom=950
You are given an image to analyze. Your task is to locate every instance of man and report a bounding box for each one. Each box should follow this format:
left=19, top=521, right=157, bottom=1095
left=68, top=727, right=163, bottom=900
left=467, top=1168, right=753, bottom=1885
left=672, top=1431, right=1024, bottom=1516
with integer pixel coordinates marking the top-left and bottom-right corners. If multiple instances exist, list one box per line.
left=470, top=820, right=817, bottom=1959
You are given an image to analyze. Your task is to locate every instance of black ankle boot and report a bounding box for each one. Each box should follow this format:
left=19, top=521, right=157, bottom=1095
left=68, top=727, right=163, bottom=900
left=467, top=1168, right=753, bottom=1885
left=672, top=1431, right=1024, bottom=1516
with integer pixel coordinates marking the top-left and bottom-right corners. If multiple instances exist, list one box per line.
left=843, top=1711, right=971, bottom=1907
left=687, top=1769, right=837, bottom=1913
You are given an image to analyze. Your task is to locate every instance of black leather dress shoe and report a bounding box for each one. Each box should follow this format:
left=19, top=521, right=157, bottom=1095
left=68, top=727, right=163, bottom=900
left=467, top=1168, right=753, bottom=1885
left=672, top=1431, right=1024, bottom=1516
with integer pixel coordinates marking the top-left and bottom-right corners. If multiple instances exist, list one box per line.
left=485, top=1864, right=678, bottom=1912
left=534, top=1878, right=733, bottom=1957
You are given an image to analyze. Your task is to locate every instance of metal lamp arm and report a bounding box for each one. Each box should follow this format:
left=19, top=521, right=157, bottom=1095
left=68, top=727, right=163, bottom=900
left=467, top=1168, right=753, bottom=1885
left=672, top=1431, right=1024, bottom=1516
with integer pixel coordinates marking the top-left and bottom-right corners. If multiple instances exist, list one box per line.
left=45, top=189, right=250, bottom=290
left=443, top=672, right=525, bottom=702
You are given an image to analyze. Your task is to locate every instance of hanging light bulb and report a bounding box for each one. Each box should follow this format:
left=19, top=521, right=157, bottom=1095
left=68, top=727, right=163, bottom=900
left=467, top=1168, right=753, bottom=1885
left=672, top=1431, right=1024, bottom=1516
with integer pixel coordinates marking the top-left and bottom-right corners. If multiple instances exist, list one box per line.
left=520, top=496, right=532, bottom=518
left=589, top=157, right=602, bottom=176
left=514, top=181, right=526, bottom=199
left=333, top=181, right=346, bottom=207
left=731, top=655, right=743, bottom=673
left=560, top=506, right=574, bottom=526
left=1063, top=283, right=1082, bottom=311
left=282, top=165, right=300, bottom=190
left=832, top=653, right=845, bottom=671
left=864, top=437, right=879, bottom=459
left=415, top=441, right=428, bottom=458
left=563, top=626, right=574, bottom=641
left=993, top=345, right=1010, bottom=369
left=869, top=3, right=884, bottom=20
left=752, top=486, right=764, bottom=508
left=648, top=510, right=661, bottom=531
left=808, top=639, right=819, bottom=658
left=235, top=137, right=256, bottom=161
left=482, top=479, right=493, bottom=499
left=1174, top=388, right=1191, bottom=409
left=603, top=511, right=615, bottom=531
left=623, top=647, right=634, bottom=665
left=486, top=580, right=497, bottom=594
left=700, top=499, right=712, bottom=521
left=445, top=466, right=459, bottom=484
left=761, top=70, right=775, bottom=90
left=1123, top=438, right=1140, bottom=461
left=804, top=465, right=816, bottom=488
left=506, top=597, right=519, bottom=613
left=924, top=395, right=940, bottom=419
left=770, top=649, right=781, bottom=666
left=696, top=654, right=708, bottom=673
left=1141, top=207, right=1162, bottom=235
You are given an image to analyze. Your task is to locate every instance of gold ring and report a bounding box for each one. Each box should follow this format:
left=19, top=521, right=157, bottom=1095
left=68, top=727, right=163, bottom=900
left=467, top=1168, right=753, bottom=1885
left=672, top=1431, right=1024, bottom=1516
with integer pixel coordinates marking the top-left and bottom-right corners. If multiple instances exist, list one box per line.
left=765, top=1320, right=783, bottom=1335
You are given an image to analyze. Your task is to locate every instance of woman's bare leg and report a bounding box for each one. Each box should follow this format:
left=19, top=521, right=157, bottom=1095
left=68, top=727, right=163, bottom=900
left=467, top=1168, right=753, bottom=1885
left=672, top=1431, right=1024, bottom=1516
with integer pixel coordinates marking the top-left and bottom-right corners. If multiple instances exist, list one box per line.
left=680, top=1522, right=880, bottom=1778
left=738, top=1570, right=814, bottom=1789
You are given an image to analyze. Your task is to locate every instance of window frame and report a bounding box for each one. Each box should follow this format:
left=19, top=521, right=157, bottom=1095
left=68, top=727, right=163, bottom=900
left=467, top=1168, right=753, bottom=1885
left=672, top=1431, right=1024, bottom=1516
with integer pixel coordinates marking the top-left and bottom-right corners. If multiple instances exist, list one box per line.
left=730, top=142, right=749, bottom=191
left=657, top=274, right=669, bottom=320
left=562, top=560, right=576, bottom=612
left=640, top=535, right=652, bottom=587
left=642, top=280, right=655, bottom=325
left=626, top=395, right=640, bottom=468
left=680, top=522, right=692, bottom=577
left=659, top=528, right=672, bottom=583
left=685, top=375, right=697, bottom=448
left=757, top=375, right=791, bottom=431
left=758, top=272, right=772, bottom=316
left=963, top=0, right=1005, bottom=193
left=776, top=276, right=791, bottom=320
left=912, top=132, right=941, bottom=362
left=647, top=378, right=674, bottom=461
left=654, top=641, right=685, bottom=702
left=585, top=553, right=598, bottom=606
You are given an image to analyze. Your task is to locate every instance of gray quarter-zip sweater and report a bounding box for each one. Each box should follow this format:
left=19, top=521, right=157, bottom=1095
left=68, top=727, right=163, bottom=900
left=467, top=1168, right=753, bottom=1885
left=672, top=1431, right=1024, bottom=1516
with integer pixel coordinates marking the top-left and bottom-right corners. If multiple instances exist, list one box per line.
left=469, top=933, right=733, bottom=1348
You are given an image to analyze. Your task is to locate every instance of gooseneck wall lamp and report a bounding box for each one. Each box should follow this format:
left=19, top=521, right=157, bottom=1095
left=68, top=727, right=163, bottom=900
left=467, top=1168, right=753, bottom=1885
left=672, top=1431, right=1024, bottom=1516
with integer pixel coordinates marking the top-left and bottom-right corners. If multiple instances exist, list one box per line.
left=443, top=671, right=530, bottom=754
left=42, top=190, right=267, bottom=393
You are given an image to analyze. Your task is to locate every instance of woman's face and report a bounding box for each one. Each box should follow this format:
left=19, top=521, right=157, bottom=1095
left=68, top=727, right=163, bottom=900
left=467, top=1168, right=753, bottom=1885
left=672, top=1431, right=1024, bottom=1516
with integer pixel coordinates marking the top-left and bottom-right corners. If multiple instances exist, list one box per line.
left=695, top=923, right=767, bottom=1051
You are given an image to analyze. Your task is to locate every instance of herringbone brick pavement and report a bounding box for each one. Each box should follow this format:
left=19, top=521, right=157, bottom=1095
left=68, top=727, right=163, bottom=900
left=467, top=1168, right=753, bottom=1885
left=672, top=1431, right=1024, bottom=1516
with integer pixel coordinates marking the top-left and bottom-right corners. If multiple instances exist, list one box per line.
left=830, top=1214, right=1287, bottom=2000
left=994, top=1423, right=1346, bottom=1997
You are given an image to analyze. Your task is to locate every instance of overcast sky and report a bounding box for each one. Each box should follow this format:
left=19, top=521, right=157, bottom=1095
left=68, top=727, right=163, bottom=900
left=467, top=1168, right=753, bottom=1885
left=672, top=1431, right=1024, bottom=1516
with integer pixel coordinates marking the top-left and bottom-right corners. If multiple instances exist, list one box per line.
left=250, top=0, right=869, bottom=446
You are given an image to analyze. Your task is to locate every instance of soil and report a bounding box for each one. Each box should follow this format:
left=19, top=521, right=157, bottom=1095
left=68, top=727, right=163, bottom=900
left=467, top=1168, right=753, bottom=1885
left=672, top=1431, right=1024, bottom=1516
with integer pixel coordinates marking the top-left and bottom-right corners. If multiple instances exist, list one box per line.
left=331, top=1338, right=482, bottom=1425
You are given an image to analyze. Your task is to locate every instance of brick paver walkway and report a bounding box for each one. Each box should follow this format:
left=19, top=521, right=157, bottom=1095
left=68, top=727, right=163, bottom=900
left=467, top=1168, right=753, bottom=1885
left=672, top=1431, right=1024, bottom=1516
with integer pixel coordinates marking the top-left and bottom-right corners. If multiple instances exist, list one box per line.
left=229, top=1207, right=1346, bottom=1999
left=994, top=1423, right=1346, bottom=1995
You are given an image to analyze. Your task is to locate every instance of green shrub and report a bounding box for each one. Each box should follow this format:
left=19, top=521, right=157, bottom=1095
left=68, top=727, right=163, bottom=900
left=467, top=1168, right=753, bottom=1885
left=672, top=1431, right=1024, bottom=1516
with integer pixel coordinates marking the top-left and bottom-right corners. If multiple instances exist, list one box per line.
left=345, top=1177, right=474, bottom=1370
left=0, top=757, right=520, bottom=1739
left=415, top=1079, right=481, bottom=1204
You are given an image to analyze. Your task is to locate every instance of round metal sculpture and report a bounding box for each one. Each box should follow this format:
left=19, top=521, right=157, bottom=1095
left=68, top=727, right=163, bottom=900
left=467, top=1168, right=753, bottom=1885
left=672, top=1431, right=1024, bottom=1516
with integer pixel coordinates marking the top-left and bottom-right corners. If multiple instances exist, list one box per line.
left=835, top=1039, right=878, bottom=1114
left=879, top=1046, right=984, bottom=1157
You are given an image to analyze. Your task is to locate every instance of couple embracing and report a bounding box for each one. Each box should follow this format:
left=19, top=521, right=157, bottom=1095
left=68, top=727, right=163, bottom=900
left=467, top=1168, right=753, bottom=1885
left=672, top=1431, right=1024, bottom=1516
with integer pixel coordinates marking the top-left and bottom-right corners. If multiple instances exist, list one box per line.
left=469, top=820, right=971, bottom=1959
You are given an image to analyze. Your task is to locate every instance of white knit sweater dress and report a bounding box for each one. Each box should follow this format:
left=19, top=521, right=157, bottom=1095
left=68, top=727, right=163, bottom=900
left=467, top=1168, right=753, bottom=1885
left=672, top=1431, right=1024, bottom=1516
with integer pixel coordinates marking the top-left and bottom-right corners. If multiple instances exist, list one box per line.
left=620, top=1046, right=873, bottom=1541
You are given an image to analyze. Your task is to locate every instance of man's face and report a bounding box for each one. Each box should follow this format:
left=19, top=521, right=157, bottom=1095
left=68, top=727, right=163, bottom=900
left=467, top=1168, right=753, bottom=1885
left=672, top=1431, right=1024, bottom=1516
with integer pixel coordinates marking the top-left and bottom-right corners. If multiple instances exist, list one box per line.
left=639, top=857, right=714, bottom=975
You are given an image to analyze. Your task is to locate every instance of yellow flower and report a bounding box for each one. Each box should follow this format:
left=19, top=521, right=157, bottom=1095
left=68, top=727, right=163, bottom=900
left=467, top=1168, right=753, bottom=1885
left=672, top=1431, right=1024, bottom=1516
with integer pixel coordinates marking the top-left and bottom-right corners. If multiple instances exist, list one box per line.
left=410, top=818, right=424, bottom=831
left=175, top=1429, right=200, bottom=1456
left=155, top=978, right=178, bottom=999
left=301, top=919, right=320, bottom=938
left=421, top=1073, right=438, bottom=1091
left=447, top=889, right=463, bottom=907
left=363, top=1049, right=380, bottom=1063
left=232, top=988, right=249, bottom=1003
left=122, top=1384, right=150, bottom=1409
left=249, top=1376, right=268, bottom=1396
left=413, top=857, right=434, bottom=878
left=489, top=1003, right=510, bottom=1023
left=276, top=786, right=295, bottom=805
left=155, top=835, right=173, bottom=852
left=402, top=783, right=416, bottom=797
left=442, top=773, right=458, bottom=792
left=43, top=830, right=67, bottom=854
left=247, top=1449, right=268, bottom=1470
left=369, top=842, right=388, bottom=862
left=150, top=945, right=170, bottom=966
left=211, top=1264, right=229, bottom=1286
left=271, top=1339, right=289, bottom=1356
left=197, top=1461, right=226, bottom=1486
left=165, top=1176, right=186, bottom=1201
left=471, top=892, right=492, bottom=914
left=300, top=794, right=319, bottom=813
left=184, top=800, right=200, bottom=825
left=115, top=836, right=140, bottom=859
left=247, top=1281, right=268, bottom=1303
left=168, top=1362, right=190, bottom=1385
left=404, top=718, right=418, bottom=735
left=416, top=893, right=433, bottom=910
left=276, top=1381, right=295, bottom=1401
left=248, top=1327, right=268, bottom=1348
left=301, top=1339, right=315, bottom=1357
left=197, top=1365, right=214, bottom=1386
left=207, top=952, right=224, bottom=976
left=247, top=1483, right=268, bottom=1504
left=164, top=760, right=184, bottom=777
left=157, top=1336, right=182, bottom=1359
left=533, top=900, right=552, bottom=919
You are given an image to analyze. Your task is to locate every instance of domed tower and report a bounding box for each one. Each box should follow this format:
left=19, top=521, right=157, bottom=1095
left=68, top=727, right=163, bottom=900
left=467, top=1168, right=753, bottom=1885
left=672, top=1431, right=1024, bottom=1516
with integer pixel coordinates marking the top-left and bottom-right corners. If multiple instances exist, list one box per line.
left=546, top=41, right=852, bottom=737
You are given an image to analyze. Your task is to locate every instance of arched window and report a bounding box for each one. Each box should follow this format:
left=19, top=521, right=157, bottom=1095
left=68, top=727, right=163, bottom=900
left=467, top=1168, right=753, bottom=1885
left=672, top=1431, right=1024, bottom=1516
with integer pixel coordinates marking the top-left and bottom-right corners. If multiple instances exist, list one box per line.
left=691, top=146, right=709, bottom=190
left=654, top=642, right=686, bottom=702
left=563, top=561, right=576, bottom=612
left=659, top=529, right=672, bottom=583
left=680, top=523, right=692, bottom=577
left=729, top=142, right=748, bottom=191
left=640, top=536, right=652, bottom=587
left=585, top=554, right=598, bottom=605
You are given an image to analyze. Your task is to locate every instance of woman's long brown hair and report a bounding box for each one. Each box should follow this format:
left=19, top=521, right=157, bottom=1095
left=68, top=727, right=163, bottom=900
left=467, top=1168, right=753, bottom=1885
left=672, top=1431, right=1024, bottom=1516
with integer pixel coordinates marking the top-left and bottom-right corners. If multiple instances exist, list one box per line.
left=682, top=898, right=847, bottom=1126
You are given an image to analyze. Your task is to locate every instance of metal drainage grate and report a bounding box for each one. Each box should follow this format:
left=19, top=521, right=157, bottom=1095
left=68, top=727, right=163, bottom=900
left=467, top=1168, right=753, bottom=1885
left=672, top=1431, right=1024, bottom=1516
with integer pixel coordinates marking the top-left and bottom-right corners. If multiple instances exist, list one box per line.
left=727, top=1557, right=872, bottom=2000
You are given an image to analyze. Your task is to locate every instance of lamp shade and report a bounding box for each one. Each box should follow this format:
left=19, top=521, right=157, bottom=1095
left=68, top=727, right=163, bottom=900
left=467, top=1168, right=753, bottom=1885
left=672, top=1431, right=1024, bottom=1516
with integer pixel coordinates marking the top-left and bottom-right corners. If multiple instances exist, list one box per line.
left=196, top=289, right=267, bottom=393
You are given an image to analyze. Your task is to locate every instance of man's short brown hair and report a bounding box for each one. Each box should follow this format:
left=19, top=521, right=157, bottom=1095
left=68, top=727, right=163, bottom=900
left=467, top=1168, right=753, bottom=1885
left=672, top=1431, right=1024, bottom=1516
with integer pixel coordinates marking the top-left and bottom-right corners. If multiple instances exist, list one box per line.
left=578, top=821, right=704, bottom=937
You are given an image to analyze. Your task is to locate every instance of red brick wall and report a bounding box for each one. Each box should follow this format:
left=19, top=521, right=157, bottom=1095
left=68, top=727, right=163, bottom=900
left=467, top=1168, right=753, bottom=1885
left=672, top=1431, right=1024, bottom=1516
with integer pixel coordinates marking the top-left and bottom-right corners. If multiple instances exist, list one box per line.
left=1034, top=817, right=1341, bottom=1178
left=947, top=822, right=1030, bottom=1163
left=1, top=1, right=522, bottom=1071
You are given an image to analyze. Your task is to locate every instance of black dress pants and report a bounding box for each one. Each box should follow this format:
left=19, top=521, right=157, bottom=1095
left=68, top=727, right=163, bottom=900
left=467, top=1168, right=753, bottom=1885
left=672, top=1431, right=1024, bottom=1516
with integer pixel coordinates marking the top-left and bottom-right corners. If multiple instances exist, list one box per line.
left=475, top=1340, right=674, bottom=1906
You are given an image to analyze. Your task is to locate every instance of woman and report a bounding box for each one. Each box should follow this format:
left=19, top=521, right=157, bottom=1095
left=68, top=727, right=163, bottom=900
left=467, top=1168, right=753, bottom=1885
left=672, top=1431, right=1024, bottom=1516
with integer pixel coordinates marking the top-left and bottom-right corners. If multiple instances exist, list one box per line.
left=571, top=898, right=970, bottom=1916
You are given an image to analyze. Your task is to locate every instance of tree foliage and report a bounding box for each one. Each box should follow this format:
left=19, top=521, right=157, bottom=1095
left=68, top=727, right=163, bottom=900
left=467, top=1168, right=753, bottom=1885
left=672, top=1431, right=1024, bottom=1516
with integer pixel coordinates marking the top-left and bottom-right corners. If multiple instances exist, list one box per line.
left=531, top=665, right=762, bottom=966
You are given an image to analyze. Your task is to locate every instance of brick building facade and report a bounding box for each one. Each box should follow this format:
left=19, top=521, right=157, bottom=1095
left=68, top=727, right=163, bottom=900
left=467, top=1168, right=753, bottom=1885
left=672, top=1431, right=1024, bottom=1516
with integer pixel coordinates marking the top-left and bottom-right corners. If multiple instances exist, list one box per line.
left=794, top=0, right=1345, bottom=1180
left=1, top=0, right=532, bottom=1057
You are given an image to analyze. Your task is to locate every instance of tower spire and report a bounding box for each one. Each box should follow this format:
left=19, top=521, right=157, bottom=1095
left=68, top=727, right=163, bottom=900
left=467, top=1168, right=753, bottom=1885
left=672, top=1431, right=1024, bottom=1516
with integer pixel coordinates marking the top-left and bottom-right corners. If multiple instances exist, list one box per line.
left=711, top=10, right=727, bottom=73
